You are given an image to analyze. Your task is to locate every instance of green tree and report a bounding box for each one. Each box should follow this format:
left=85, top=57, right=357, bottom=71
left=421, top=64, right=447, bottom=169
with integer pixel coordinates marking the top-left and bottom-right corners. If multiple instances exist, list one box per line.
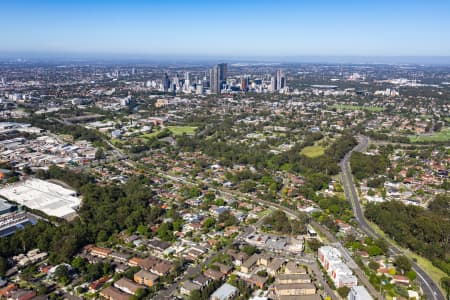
left=441, top=277, right=450, bottom=298
left=307, top=239, right=323, bottom=252
left=367, top=245, right=383, bottom=256
left=0, top=256, right=6, bottom=277
left=394, top=255, right=412, bottom=274
left=188, top=290, right=201, bottom=300
left=368, top=260, right=380, bottom=271
left=134, top=288, right=148, bottom=300
left=157, top=222, right=174, bottom=241
left=374, top=238, right=389, bottom=254
left=71, top=256, right=87, bottom=272
left=95, top=148, right=105, bottom=160
left=54, top=264, right=71, bottom=285
left=137, top=224, right=149, bottom=236
left=242, top=245, right=257, bottom=256
left=337, top=286, right=350, bottom=298
left=406, top=270, right=417, bottom=281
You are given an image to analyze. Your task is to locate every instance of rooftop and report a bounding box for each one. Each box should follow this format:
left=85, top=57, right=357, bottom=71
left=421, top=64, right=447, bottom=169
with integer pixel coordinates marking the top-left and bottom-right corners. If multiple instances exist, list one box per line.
left=0, top=178, right=80, bottom=218
left=210, top=283, right=238, bottom=300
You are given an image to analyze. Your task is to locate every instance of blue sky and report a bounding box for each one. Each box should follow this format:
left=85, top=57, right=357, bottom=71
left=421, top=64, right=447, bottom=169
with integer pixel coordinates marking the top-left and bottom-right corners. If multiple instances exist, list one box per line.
left=1, top=0, right=450, bottom=57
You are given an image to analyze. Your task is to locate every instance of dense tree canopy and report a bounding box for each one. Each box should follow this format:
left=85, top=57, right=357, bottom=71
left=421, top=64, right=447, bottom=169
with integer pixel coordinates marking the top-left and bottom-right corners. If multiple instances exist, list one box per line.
left=365, top=198, right=450, bottom=275
left=263, top=210, right=308, bottom=235
left=0, top=167, right=163, bottom=264
left=350, top=152, right=388, bottom=180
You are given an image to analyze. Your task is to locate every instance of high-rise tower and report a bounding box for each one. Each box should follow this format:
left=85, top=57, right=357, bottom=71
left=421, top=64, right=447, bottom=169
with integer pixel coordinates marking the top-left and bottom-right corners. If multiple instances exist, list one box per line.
left=163, top=73, right=170, bottom=92
left=218, top=63, right=227, bottom=82
left=276, top=69, right=285, bottom=90
left=209, top=65, right=220, bottom=94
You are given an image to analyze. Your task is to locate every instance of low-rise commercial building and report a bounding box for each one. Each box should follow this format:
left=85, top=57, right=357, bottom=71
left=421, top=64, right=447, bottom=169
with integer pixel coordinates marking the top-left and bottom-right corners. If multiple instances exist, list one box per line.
left=348, top=285, right=373, bottom=300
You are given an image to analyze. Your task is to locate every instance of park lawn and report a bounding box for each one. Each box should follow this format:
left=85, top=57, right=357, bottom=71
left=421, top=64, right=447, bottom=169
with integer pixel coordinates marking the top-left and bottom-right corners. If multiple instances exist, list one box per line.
left=140, top=131, right=161, bottom=139
left=368, top=221, right=447, bottom=295
left=408, top=128, right=450, bottom=143
left=301, top=145, right=325, bottom=158
left=329, top=104, right=384, bottom=112
left=167, top=126, right=197, bottom=136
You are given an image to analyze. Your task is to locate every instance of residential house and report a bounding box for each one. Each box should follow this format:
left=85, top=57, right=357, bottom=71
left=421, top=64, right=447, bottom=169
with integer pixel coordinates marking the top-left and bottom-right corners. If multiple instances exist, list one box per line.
left=241, top=254, right=259, bottom=273
left=215, top=263, right=233, bottom=275
left=148, top=239, right=171, bottom=254
left=180, top=281, right=201, bottom=296
left=226, top=249, right=248, bottom=266
left=204, top=268, right=224, bottom=281
left=274, top=283, right=316, bottom=296
left=128, top=257, right=159, bottom=270
left=0, top=284, right=17, bottom=297
left=210, top=283, right=238, bottom=300
left=134, top=270, right=159, bottom=287
left=114, top=278, right=145, bottom=295
left=6, top=289, right=36, bottom=300
left=151, top=261, right=172, bottom=276
left=90, top=246, right=112, bottom=258
left=391, top=275, right=410, bottom=286
left=258, top=255, right=271, bottom=267
left=246, top=275, right=267, bottom=289
left=109, top=252, right=130, bottom=263
left=89, top=276, right=111, bottom=292
left=267, top=258, right=285, bottom=276
left=114, top=264, right=129, bottom=274
left=100, top=287, right=130, bottom=300
left=193, top=274, right=210, bottom=288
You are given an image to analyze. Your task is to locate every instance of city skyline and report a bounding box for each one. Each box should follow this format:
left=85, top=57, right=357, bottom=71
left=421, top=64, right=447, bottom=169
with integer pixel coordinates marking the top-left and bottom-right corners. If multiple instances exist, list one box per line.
left=1, top=0, right=450, bottom=59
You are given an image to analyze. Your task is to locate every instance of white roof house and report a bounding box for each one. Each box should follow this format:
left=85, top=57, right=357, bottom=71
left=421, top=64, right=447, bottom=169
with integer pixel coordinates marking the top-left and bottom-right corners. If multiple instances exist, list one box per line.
left=210, top=283, right=238, bottom=300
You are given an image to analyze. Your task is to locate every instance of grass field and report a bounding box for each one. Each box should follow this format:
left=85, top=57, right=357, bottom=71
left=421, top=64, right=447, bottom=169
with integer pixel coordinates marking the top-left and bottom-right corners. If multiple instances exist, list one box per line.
left=139, top=126, right=197, bottom=139
left=329, top=104, right=384, bottom=112
left=368, top=221, right=446, bottom=295
left=140, top=131, right=160, bottom=139
left=408, top=128, right=450, bottom=143
left=167, top=126, right=197, bottom=136
left=301, top=145, right=325, bottom=158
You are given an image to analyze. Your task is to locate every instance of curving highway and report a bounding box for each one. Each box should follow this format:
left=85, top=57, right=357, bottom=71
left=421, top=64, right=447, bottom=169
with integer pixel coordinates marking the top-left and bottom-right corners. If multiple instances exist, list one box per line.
left=340, top=135, right=445, bottom=300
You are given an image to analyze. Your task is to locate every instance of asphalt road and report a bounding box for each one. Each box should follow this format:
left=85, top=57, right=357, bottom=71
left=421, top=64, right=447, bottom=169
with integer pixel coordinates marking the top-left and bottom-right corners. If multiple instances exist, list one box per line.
left=104, top=132, right=443, bottom=300
left=340, top=135, right=445, bottom=300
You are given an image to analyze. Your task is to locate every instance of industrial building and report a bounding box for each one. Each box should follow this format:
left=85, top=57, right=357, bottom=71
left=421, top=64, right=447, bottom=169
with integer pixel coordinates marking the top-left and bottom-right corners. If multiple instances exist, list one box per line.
left=0, top=178, right=80, bottom=219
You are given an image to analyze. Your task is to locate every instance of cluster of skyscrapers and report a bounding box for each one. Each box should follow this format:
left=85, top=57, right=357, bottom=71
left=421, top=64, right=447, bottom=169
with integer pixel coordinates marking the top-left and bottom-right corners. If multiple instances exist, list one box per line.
left=160, top=63, right=286, bottom=95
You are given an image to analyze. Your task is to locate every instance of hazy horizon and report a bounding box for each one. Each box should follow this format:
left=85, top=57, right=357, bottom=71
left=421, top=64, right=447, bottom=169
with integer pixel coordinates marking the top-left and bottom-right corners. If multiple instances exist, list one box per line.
left=1, top=51, right=450, bottom=65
